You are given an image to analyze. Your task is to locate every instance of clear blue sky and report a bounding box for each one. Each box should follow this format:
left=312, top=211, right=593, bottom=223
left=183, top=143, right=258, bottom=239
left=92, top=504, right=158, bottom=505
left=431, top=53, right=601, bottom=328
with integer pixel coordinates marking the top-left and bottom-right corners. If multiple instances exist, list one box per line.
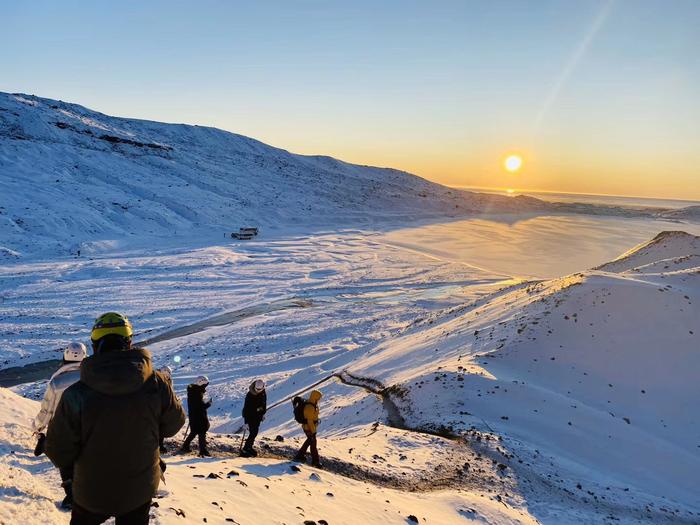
left=2, top=0, right=699, bottom=199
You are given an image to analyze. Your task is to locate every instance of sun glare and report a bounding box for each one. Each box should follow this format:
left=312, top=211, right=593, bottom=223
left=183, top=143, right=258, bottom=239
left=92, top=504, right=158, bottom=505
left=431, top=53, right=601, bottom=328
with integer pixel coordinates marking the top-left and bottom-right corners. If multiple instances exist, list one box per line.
left=504, top=154, right=523, bottom=173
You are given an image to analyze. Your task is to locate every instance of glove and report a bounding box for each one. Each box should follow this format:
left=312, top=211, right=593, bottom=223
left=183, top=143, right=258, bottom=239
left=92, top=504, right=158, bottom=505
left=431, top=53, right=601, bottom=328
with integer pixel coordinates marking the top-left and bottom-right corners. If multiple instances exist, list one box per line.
left=33, top=433, right=46, bottom=457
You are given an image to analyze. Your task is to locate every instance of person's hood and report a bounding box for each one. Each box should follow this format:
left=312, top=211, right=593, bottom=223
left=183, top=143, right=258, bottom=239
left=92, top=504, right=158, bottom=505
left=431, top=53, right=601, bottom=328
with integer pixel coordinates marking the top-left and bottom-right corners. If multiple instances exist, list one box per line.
left=80, top=347, right=153, bottom=395
left=308, top=390, right=322, bottom=404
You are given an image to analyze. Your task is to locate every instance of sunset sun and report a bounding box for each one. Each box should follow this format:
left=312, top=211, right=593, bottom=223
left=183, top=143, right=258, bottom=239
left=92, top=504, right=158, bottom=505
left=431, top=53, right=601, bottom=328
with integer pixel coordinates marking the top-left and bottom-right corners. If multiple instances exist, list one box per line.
left=504, top=154, right=523, bottom=173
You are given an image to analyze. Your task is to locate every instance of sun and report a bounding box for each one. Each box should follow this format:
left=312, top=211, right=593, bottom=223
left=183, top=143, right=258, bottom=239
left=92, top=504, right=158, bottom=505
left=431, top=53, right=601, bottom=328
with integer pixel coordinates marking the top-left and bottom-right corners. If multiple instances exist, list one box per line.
left=504, top=154, right=523, bottom=173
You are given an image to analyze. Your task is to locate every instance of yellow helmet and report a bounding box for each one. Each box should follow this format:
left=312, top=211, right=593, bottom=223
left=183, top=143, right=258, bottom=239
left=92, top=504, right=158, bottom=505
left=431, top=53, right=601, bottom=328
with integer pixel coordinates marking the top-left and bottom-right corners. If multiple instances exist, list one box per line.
left=91, top=312, right=133, bottom=342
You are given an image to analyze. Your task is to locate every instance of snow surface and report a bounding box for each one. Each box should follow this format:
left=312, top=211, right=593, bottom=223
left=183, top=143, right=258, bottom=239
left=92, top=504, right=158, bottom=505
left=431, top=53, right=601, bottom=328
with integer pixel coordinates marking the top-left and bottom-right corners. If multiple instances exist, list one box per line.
left=2, top=230, right=699, bottom=524
left=3, top=92, right=700, bottom=524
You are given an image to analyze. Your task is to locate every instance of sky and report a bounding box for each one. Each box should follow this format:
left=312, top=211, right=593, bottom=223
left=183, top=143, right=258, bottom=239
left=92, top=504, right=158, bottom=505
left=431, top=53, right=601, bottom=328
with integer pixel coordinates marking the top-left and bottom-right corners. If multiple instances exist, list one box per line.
left=2, top=0, right=699, bottom=200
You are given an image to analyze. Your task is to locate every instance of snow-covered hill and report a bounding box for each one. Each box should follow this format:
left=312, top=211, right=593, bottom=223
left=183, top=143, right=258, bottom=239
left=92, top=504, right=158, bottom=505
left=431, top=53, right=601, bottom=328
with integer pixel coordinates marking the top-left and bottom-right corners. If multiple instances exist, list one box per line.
left=2, top=227, right=699, bottom=523
left=346, top=231, right=700, bottom=518
left=0, top=92, right=549, bottom=258
left=596, top=231, right=700, bottom=273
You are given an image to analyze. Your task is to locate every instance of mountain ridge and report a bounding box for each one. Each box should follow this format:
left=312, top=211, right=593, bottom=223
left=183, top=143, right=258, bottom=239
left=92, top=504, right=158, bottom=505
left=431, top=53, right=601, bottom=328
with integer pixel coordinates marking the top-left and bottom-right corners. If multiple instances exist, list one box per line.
left=1, top=92, right=551, bottom=258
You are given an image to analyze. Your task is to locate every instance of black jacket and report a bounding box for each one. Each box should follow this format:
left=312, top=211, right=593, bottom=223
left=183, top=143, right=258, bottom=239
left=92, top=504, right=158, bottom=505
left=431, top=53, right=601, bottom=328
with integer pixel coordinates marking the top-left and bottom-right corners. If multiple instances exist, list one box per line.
left=45, top=348, right=185, bottom=516
left=242, top=385, right=267, bottom=424
left=186, top=384, right=211, bottom=433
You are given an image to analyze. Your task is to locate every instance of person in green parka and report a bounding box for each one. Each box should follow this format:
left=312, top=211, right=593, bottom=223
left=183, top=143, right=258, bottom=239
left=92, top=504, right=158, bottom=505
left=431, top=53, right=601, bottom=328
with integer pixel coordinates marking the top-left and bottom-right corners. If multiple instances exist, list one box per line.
left=46, top=312, right=185, bottom=525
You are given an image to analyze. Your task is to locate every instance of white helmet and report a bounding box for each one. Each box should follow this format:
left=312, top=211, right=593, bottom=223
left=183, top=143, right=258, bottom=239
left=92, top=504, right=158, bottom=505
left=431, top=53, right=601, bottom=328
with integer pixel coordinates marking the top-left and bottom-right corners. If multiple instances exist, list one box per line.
left=252, top=379, right=265, bottom=394
left=194, top=375, right=209, bottom=387
left=159, top=365, right=172, bottom=380
left=64, top=342, right=87, bottom=362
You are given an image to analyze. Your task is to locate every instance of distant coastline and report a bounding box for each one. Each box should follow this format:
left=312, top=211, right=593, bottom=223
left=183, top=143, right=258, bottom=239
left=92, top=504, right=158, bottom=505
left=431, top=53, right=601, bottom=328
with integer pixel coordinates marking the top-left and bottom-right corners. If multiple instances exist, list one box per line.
left=455, top=186, right=700, bottom=210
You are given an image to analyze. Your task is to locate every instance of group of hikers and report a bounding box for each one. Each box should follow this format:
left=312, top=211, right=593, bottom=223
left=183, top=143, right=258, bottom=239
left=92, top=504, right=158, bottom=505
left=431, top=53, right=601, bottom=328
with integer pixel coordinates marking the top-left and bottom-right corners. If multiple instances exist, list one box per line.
left=32, top=312, right=323, bottom=525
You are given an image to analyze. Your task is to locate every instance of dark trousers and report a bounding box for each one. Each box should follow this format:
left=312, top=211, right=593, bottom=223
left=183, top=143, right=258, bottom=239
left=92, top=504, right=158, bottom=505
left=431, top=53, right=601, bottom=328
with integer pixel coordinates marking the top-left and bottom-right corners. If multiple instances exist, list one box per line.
left=59, top=465, right=73, bottom=484
left=244, top=420, right=260, bottom=450
left=297, top=429, right=320, bottom=465
left=70, top=500, right=151, bottom=525
left=59, top=465, right=74, bottom=499
left=182, top=430, right=207, bottom=453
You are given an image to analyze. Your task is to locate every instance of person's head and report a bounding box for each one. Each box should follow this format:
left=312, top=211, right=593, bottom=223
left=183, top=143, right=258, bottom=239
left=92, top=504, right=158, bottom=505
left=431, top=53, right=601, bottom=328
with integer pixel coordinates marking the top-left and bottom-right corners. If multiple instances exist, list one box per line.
left=308, top=390, right=322, bottom=404
left=91, top=312, right=133, bottom=354
left=159, top=365, right=173, bottom=381
left=193, top=375, right=209, bottom=388
left=63, top=341, right=87, bottom=363
left=251, top=379, right=265, bottom=394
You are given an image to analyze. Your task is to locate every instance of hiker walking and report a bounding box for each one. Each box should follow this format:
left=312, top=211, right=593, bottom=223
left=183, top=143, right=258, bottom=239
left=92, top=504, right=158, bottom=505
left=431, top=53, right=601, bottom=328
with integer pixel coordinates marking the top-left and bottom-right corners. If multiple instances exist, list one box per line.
left=179, top=375, right=212, bottom=456
left=33, top=342, right=87, bottom=510
left=293, top=390, right=323, bottom=468
left=240, top=379, right=267, bottom=457
left=45, top=312, right=185, bottom=524
left=158, top=365, right=174, bottom=453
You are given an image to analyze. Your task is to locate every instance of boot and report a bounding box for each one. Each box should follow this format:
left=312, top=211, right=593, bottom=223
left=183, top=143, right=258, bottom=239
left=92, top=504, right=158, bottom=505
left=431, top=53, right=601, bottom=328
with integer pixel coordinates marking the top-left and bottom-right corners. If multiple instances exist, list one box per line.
left=199, top=448, right=211, bottom=457
left=293, top=453, right=306, bottom=463
left=60, top=480, right=73, bottom=510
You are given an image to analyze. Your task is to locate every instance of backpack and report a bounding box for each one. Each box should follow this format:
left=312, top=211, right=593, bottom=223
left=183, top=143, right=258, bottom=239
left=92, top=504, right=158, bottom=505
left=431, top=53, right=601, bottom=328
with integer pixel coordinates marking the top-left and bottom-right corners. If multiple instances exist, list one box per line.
left=292, top=396, right=307, bottom=424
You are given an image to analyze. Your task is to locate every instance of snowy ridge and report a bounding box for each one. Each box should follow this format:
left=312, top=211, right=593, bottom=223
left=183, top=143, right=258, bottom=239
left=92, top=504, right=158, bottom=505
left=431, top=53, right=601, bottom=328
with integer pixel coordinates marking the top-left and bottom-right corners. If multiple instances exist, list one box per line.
left=659, top=205, right=700, bottom=221
left=595, top=231, right=700, bottom=273
left=4, top=91, right=698, bottom=260
left=0, top=91, right=546, bottom=258
left=347, top=233, right=700, bottom=517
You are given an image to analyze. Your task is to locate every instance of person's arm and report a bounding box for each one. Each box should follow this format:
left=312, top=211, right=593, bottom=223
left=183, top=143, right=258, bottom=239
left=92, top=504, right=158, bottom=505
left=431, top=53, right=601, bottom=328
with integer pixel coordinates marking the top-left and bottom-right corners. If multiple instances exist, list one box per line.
left=160, top=380, right=186, bottom=438
left=260, top=392, right=267, bottom=417
left=33, top=381, right=57, bottom=433
left=45, top=387, right=82, bottom=469
left=242, top=393, right=251, bottom=420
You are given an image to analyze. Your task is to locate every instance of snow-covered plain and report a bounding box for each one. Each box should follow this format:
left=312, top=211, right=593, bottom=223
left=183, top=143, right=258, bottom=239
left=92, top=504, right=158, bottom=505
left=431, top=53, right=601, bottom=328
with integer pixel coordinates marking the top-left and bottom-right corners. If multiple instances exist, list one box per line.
left=3, top=227, right=699, bottom=524
left=2, top=92, right=700, bottom=524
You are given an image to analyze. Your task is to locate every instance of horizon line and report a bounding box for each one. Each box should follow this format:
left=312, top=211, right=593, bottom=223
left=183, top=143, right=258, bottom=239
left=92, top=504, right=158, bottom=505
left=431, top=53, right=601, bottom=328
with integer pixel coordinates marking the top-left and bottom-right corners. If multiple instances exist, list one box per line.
left=452, top=185, right=700, bottom=205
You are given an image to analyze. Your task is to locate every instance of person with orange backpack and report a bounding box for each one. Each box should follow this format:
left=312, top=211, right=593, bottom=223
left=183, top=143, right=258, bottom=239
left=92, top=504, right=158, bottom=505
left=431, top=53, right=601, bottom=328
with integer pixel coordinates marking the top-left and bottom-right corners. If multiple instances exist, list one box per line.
left=292, top=390, right=323, bottom=468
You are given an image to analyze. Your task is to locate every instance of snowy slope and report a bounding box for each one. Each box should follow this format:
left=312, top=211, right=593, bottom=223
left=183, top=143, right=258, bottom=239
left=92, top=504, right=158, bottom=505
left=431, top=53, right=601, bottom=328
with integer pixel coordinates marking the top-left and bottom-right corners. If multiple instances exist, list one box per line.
left=0, top=92, right=549, bottom=258
left=0, top=386, right=541, bottom=525
left=596, top=231, right=700, bottom=273
left=2, top=227, right=700, bottom=523
left=0, top=388, right=69, bottom=524
left=346, top=232, right=700, bottom=518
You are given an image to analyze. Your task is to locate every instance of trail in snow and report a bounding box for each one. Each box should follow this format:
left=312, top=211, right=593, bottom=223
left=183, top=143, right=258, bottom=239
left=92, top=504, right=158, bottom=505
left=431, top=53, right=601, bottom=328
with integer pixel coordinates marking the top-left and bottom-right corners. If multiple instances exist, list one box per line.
left=138, top=297, right=314, bottom=346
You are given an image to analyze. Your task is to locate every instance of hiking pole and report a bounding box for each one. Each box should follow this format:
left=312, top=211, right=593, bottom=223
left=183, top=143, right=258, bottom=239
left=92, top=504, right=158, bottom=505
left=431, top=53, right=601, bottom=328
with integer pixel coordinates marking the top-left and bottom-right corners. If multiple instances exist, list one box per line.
left=181, top=423, right=190, bottom=447
left=238, top=427, right=247, bottom=454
